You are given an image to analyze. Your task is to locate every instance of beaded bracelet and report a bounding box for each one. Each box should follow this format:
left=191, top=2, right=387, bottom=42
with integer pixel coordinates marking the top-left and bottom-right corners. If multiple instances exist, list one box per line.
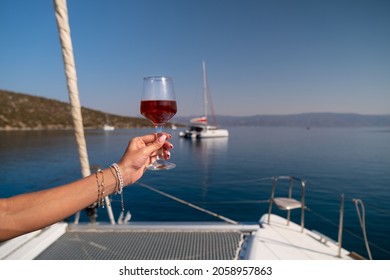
left=109, top=166, right=119, bottom=192
left=111, top=163, right=125, bottom=212
left=111, top=163, right=124, bottom=194
left=95, top=169, right=105, bottom=208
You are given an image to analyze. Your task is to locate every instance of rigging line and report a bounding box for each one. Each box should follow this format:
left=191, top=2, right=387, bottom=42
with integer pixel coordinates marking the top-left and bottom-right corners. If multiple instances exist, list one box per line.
left=306, top=207, right=340, bottom=228
left=136, top=182, right=238, bottom=225
left=357, top=201, right=389, bottom=216
left=307, top=206, right=390, bottom=257
left=163, top=177, right=275, bottom=191
left=306, top=206, right=366, bottom=240
left=206, top=82, right=217, bottom=126
left=196, top=200, right=270, bottom=205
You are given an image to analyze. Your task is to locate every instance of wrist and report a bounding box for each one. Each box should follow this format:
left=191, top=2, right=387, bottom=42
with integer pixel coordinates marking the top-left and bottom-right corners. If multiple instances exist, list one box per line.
left=116, top=162, right=133, bottom=187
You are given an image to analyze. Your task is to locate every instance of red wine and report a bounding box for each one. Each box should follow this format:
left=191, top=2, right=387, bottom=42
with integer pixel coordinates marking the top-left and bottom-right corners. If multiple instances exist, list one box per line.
left=140, top=100, right=177, bottom=125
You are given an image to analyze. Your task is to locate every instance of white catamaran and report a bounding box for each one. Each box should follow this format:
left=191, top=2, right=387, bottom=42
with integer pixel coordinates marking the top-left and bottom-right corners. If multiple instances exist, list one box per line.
left=179, top=61, right=229, bottom=139
left=0, top=176, right=371, bottom=260
left=0, top=0, right=375, bottom=261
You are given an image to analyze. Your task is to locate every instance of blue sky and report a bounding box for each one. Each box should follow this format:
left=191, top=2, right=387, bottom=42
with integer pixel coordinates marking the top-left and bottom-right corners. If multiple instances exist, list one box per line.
left=1, top=0, right=389, bottom=117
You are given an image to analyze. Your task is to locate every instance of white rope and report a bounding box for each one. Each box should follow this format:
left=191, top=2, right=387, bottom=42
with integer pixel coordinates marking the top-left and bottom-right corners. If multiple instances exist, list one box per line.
left=353, top=198, right=373, bottom=260
left=53, top=0, right=114, bottom=224
left=54, top=0, right=90, bottom=179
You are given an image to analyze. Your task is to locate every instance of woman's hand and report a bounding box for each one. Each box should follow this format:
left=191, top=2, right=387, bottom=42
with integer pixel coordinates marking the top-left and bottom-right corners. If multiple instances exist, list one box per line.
left=117, top=133, right=173, bottom=185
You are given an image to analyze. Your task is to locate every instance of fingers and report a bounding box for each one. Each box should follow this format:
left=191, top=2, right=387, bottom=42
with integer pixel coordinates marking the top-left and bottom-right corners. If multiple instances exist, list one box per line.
left=128, top=133, right=174, bottom=164
left=139, top=132, right=171, bottom=145
left=146, top=140, right=173, bottom=162
left=142, top=133, right=173, bottom=155
left=162, top=149, right=171, bottom=160
left=163, top=141, right=174, bottom=151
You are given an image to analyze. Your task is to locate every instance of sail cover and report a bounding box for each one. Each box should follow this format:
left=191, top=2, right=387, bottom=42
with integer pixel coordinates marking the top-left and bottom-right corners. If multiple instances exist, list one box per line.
left=190, top=117, right=207, bottom=124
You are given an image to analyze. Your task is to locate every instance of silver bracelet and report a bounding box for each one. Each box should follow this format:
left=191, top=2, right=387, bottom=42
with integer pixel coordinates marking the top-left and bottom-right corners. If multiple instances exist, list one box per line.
left=111, top=163, right=124, bottom=194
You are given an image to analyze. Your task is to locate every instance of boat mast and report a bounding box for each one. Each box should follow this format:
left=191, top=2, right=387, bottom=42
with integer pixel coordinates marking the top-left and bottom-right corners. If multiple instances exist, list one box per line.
left=202, top=60, right=208, bottom=131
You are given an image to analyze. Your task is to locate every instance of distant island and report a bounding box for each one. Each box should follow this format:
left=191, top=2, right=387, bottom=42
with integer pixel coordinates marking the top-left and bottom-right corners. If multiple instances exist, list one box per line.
left=175, top=113, right=390, bottom=128
left=0, top=89, right=151, bottom=130
left=1, top=89, right=389, bottom=130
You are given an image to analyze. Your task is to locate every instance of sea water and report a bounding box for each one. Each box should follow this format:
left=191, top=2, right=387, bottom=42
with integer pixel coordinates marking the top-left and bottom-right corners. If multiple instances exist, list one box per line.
left=1, top=126, right=389, bottom=259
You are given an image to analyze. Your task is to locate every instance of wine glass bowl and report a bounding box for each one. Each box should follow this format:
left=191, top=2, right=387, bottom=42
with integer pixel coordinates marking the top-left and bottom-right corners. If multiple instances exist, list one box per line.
left=140, top=100, right=177, bottom=126
left=140, top=76, right=177, bottom=170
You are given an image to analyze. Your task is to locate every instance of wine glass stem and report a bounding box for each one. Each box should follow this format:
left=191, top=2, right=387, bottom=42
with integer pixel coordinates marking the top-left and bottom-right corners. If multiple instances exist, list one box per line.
left=155, top=125, right=164, bottom=160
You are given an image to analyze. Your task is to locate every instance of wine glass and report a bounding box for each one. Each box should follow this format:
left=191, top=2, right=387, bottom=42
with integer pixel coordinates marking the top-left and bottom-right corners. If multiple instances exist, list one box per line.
left=140, top=76, right=177, bottom=170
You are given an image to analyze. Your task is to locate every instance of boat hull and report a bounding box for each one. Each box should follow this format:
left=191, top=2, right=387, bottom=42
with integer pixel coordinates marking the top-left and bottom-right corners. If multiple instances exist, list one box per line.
left=180, top=128, right=229, bottom=138
left=198, top=129, right=229, bottom=138
left=103, top=124, right=115, bottom=131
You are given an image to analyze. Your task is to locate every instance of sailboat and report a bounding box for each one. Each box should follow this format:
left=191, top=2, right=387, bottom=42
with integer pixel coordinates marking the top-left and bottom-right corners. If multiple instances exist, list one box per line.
left=179, top=61, right=229, bottom=138
left=103, top=114, right=115, bottom=131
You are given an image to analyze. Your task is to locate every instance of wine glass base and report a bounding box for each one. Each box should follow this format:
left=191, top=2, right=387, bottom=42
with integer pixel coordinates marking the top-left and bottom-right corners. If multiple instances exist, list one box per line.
left=147, top=162, right=176, bottom=171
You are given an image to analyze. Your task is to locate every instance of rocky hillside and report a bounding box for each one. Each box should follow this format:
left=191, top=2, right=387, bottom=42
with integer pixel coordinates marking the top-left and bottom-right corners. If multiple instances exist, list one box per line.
left=0, top=89, right=151, bottom=130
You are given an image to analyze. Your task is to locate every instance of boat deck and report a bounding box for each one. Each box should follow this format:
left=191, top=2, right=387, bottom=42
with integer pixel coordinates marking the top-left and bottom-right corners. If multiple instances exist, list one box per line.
left=247, top=214, right=353, bottom=260
left=0, top=215, right=354, bottom=260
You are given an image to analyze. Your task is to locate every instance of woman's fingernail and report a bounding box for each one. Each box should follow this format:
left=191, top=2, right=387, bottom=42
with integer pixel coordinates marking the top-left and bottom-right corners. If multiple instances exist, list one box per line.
left=170, top=144, right=174, bottom=149
left=158, top=135, right=167, bottom=143
left=166, top=152, right=171, bottom=159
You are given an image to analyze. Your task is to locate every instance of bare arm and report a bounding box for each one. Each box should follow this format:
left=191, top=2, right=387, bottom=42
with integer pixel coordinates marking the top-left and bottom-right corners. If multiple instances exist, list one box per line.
left=0, top=169, right=115, bottom=240
left=0, top=133, right=171, bottom=241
